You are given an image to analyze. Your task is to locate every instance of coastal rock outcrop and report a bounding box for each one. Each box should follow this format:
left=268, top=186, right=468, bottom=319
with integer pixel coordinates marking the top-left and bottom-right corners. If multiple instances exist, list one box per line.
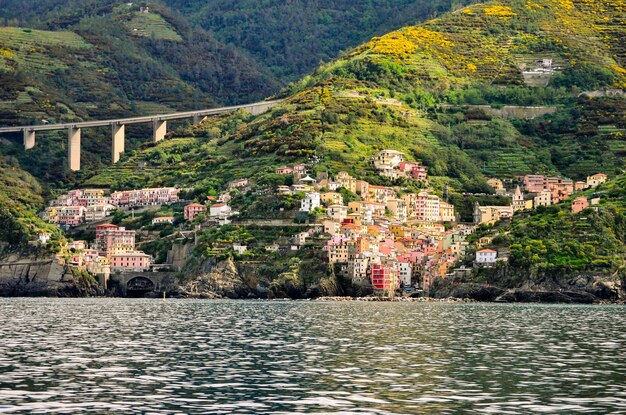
left=0, top=254, right=102, bottom=297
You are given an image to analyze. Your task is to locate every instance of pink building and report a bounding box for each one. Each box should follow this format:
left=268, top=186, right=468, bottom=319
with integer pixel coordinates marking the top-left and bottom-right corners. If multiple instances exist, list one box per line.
left=275, top=167, right=293, bottom=175
left=96, top=224, right=118, bottom=238
left=95, top=225, right=135, bottom=256
left=110, top=251, right=152, bottom=272
left=184, top=203, right=207, bottom=221
left=571, top=197, right=589, bottom=214
left=523, top=175, right=547, bottom=193
left=575, top=181, right=588, bottom=191
left=56, top=206, right=86, bottom=226
left=398, top=162, right=427, bottom=181
left=66, top=240, right=87, bottom=250
left=110, top=187, right=179, bottom=207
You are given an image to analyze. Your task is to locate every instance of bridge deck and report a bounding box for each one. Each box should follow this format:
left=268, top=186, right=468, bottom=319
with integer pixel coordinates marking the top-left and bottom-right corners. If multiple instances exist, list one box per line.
left=0, top=99, right=282, bottom=133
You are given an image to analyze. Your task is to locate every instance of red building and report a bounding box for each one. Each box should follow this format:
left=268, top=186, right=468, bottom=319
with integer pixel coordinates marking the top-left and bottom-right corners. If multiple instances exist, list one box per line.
left=370, top=263, right=399, bottom=291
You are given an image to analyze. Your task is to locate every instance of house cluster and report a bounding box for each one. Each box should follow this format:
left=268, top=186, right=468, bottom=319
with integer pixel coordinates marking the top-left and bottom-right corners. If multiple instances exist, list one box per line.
left=372, top=150, right=427, bottom=181
left=56, top=223, right=153, bottom=285
left=310, top=168, right=469, bottom=294
left=43, top=187, right=180, bottom=227
left=475, top=173, right=608, bottom=224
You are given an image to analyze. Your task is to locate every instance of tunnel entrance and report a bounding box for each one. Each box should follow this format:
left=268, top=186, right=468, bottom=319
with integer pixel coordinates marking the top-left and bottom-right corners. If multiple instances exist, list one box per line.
left=126, top=276, right=155, bottom=297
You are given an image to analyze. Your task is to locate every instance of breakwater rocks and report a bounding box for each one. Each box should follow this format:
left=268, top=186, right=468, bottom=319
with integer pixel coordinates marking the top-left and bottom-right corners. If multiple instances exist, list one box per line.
left=315, top=296, right=476, bottom=303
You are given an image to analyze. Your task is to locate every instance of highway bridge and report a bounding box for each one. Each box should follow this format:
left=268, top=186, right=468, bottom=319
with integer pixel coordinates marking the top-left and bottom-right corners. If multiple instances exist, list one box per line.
left=0, top=99, right=282, bottom=171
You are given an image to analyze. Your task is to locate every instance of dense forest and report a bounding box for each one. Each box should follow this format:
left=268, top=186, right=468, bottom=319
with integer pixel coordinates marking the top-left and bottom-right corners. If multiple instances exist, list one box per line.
left=163, top=0, right=477, bottom=80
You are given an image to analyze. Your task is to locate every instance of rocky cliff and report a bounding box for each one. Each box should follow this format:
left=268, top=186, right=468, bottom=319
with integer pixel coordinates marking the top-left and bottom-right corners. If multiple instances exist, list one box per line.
left=0, top=254, right=103, bottom=297
left=431, top=267, right=625, bottom=303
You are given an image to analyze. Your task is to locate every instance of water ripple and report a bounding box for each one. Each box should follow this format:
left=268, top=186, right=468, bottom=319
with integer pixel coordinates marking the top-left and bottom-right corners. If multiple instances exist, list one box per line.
left=0, top=299, right=625, bottom=414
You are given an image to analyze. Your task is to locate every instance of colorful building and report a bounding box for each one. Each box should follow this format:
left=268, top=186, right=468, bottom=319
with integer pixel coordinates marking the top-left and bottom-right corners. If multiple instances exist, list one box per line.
left=571, top=197, right=589, bottom=213
left=184, top=203, right=207, bottom=221
left=110, top=251, right=152, bottom=272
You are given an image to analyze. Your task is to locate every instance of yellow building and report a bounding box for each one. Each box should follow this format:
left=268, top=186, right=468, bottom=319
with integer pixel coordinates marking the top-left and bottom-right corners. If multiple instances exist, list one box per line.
left=487, top=178, right=504, bottom=191
left=320, top=192, right=343, bottom=206
left=438, top=201, right=456, bottom=222
left=335, top=172, right=356, bottom=193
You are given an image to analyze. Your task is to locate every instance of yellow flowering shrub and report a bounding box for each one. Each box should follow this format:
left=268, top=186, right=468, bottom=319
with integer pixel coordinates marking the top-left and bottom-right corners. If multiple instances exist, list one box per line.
left=484, top=5, right=517, bottom=19
left=0, top=48, right=14, bottom=58
left=404, top=27, right=454, bottom=49
left=369, top=33, right=417, bottom=56
left=525, top=1, right=545, bottom=10
left=552, top=0, right=575, bottom=10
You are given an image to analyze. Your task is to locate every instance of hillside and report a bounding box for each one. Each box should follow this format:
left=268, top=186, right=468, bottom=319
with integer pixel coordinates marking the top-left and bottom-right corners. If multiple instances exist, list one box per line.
left=0, top=2, right=281, bottom=181
left=86, top=0, right=626, bottom=193
left=0, top=156, right=63, bottom=247
left=1, top=0, right=626, bottom=301
left=162, top=0, right=477, bottom=81
left=0, top=4, right=279, bottom=126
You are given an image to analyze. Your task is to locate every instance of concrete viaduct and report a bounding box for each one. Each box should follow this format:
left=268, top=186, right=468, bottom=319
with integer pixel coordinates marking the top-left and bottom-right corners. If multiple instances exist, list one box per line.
left=0, top=99, right=282, bottom=171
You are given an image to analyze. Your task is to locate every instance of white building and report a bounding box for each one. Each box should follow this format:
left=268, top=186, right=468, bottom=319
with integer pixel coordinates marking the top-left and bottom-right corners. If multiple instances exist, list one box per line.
left=398, top=261, right=413, bottom=286
left=38, top=233, right=52, bottom=245
left=210, top=203, right=232, bottom=217
left=300, top=192, right=321, bottom=212
left=295, top=232, right=309, bottom=246
left=152, top=216, right=175, bottom=225
left=348, top=253, right=370, bottom=284
left=373, top=150, right=405, bottom=169
left=233, top=244, right=248, bottom=255
left=476, top=249, right=498, bottom=264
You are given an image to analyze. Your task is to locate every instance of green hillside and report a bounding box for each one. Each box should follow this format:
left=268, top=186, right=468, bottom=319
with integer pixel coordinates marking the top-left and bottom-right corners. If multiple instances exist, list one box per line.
left=85, top=0, right=626, bottom=196
left=0, top=156, right=64, bottom=247
left=0, top=3, right=281, bottom=181
left=3, top=0, right=626, bottom=261
left=0, top=5, right=279, bottom=127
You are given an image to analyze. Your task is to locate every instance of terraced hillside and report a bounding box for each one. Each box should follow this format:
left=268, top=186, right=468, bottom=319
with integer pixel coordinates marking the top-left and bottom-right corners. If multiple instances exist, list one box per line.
left=0, top=3, right=278, bottom=128
left=85, top=0, right=626, bottom=198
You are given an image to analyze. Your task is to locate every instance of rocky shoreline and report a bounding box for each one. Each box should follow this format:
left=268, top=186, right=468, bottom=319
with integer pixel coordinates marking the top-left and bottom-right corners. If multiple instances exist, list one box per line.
left=314, top=296, right=475, bottom=302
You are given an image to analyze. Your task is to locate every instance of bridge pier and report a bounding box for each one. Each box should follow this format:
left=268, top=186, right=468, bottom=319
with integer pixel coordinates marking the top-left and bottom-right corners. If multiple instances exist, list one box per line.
left=247, top=103, right=274, bottom=116
left=112, top=123, right=125, bottom=163
left=68, top=127, right=81, bottom=171
left=153, top=120, right=166, bottom=143
left=193, top=114, right=205, bottom=125
left=23, top=129, right=35, bottom=150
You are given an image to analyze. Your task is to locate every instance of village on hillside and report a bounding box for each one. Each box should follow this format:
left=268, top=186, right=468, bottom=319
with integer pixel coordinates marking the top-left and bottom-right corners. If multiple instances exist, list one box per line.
left=36, top=149, right=610, bottom=297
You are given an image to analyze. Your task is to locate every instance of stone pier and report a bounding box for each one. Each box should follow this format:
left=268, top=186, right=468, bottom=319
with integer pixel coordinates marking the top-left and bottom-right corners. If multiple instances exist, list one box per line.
left=246, top=102, right=275, bottom=116
left=193, top=114, right=205, bottom=125
left=112, top=123, right=125, bottom=163
left=153, top=120, right=167, bottom=143
left=23, top=130, right=35, bottom=150
left=68, top=127, right=81, bottom=171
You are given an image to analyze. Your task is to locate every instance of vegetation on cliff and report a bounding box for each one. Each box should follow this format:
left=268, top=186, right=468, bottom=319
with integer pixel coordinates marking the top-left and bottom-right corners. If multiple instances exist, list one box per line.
left=0, top=156, right=63, bottom=247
